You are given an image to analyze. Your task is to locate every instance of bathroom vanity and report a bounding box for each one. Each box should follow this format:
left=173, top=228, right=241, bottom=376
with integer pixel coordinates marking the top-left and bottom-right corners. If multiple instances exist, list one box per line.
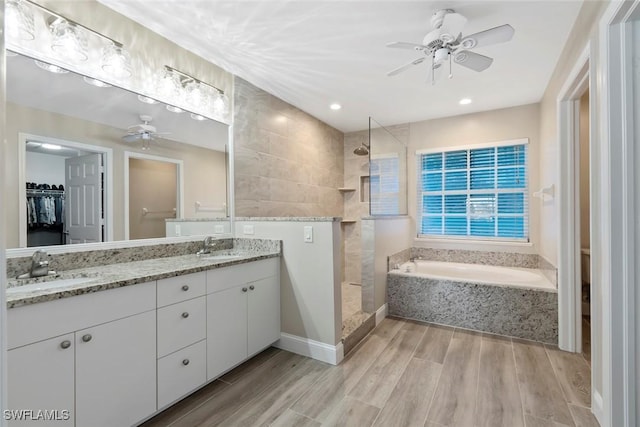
left=6, top=246, right=280, bottom=427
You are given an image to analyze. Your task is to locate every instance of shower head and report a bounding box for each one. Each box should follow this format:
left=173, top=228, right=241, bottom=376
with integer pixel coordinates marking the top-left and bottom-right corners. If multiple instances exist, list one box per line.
left=353, top=143, right=369, bottom=156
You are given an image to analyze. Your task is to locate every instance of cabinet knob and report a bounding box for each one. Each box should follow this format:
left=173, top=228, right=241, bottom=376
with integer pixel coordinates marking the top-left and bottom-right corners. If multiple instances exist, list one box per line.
left=81, top=334, right=92, bottom=343
left=242, top=287, right=248, bottom=292
left=181, top=285, right=189, bottom=291
left=182, top=359, right=190, bottom=366
left=181, top=312, right=189, bottom=318
left=60, top=340, right=71, bottom=349
left=249, top=285, right=255, bottom=291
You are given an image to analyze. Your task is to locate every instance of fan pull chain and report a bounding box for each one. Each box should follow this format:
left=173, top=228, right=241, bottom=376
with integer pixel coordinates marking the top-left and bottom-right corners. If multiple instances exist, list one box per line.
left=449, top=52, right=453, bottom=79
left=431, top=55, right=435, bottom=86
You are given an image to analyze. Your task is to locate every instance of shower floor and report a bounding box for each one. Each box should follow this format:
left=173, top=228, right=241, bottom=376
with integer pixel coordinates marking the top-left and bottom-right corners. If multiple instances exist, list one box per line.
left=342, top=282, right=361, bottom=320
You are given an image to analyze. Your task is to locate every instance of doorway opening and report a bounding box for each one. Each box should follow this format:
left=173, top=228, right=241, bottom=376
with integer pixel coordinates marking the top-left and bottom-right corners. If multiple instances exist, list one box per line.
left=124, top=152, right=183, bottom=240
left=18, top=134, right=113, bottom=247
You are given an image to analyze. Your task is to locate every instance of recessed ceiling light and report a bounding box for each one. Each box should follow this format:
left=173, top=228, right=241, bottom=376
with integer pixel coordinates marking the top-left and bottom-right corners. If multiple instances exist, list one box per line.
left=190, top=113, right=206, bottom=121
left=42, top=143, right=62, bottom=150
left=83, top=76, right=111, bottom=88
left=137, top=95, right=158, bottom=105
left=166, top=105, right=184, bottom=113
left=459, top=98, right=472, bottom=105
left=330, top=103, right=342, bottom=110
left=34, top=60, right=68, bottom=74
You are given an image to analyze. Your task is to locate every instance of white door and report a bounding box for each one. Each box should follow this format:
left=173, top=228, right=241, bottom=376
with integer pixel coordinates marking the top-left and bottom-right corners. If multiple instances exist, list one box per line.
left=65, top=153, right=102, bottom=244
left=75, top=311, right=156, bottom=427
left=247, top=276, right=281, bottom=356
left=7, top=334, right=75, bottom=426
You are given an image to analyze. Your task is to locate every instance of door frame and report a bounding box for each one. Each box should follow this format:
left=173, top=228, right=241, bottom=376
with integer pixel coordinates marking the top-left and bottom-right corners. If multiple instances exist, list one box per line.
left=18, top=133, right=114, bottom=247
left=597, top=1, right=639, bottom=425
left=123, top=151, right=184, bottom=240
left=557, top=44, right=590, bottom=355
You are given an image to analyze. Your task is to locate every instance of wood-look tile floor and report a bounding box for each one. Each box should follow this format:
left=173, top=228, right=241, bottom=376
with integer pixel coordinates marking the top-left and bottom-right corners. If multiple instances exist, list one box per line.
left=142, top=318, right=599, bottom=427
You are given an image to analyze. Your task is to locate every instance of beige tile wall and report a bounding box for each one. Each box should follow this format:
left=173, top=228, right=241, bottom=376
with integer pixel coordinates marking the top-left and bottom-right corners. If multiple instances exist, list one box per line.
left=233, top=78, right=345, bottom=217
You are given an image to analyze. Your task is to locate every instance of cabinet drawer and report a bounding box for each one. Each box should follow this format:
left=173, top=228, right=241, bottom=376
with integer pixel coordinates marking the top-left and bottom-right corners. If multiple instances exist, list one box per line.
left=207, top=258, right=278, bottom=294
left=158, top=340, right=206, bottom=410
left=157, top=271, right=206, bottom=307
left=8, top=281, right=156, bottom=350
left=157, top=297, right=206, bottom=357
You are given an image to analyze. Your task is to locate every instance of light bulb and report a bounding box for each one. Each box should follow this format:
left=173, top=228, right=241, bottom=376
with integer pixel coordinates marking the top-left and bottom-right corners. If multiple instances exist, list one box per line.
left=101, top=42, right=132, bottom=79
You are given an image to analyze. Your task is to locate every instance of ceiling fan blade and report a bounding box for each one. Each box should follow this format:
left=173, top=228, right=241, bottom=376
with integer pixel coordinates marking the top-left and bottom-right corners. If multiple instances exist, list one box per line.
left=460, top=24, right=515, bottom=49
left=454, top=50, right=493, bottom=72
left=387, top=57, right=427, bottom=76
left=439, top=12, right=467, bottom=41
left=386, top=41, right=427, bottom=51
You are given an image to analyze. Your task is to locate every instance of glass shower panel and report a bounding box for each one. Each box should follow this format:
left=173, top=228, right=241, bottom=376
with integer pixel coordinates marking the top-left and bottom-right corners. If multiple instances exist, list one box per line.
left=368, top=117, right=408, bottom=216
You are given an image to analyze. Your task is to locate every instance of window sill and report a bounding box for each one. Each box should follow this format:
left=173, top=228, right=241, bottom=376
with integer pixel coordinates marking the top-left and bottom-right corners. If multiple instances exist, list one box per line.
left=414, top=237, right=535, bottom=253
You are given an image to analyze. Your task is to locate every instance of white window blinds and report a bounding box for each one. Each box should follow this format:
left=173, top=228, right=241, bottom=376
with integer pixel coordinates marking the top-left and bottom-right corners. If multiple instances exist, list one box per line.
left=417, top=140, right=529, bottom=241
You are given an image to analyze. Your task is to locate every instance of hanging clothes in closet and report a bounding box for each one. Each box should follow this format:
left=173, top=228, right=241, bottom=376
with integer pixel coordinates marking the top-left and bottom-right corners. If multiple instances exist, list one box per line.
left=26, top=182, right=65, bottom=246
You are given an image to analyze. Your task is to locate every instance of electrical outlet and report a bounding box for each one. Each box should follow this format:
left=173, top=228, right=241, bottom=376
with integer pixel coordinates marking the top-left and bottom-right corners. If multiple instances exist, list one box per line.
left=175, top=224, right=181, bottom=236
left=214, top=225, right=225, bottom=233
left=243, top=225, right=255, bottom=235
left=303, top=226, right=313, bottom=243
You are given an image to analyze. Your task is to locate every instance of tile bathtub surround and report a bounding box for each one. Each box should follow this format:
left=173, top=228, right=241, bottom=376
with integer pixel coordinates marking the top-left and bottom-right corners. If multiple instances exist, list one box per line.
left=233, top=77, right=344, bottom=217
left=387, top=273, right=558, bottom=343
left=410, top=247, right=540, bottom=269
left=387, top=248, right=411, bottom=272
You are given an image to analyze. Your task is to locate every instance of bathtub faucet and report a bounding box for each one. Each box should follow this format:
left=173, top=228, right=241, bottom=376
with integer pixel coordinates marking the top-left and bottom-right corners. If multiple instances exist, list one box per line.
left=409, top=256, right=423, bottom=263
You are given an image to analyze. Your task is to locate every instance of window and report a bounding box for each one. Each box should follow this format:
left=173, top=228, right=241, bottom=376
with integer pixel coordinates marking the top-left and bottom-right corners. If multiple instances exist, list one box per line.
left=417, top=139, right=529, bottom=241
left=370, top=154, right=400, bottom=215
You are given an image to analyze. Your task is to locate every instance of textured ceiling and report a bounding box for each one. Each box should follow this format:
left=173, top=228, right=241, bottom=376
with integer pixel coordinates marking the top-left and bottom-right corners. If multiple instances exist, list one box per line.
left=97, top=0, right=583, bottom=132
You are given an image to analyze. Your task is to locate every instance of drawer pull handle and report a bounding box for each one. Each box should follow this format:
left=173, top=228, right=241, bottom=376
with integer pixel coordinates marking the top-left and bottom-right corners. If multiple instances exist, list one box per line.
left=182, top=285, right=189, bottom=291
left=242, top=287, right=248, bottom=292
left=82, top=334, right=92, bottom=343
left=182, top=359, right=190, bottom=366
left=60, top=340, right=71, bottom=349
left=249, top=285, right=255, bottom=291
left=181, top=312, right=189, bottom=318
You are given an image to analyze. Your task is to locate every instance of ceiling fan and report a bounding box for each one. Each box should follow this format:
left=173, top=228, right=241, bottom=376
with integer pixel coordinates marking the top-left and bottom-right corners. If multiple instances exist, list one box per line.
left=386, top=9, right=515, bottom=84
left=122, top=115, right=169, bottom=149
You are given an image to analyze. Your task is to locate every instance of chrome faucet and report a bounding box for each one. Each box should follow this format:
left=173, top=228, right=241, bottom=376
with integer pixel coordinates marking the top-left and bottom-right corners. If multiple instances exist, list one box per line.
left=17, top=250, right=55, bottom=279
left=196, top=236, right=220, bottom=256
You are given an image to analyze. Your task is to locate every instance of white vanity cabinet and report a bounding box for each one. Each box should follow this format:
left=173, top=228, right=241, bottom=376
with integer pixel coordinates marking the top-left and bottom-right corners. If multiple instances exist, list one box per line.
left=206, top=258, right=280, bottom=380
left=156, top=272, right=207, bottom=409
left=7, top=282, right=157, bottom=427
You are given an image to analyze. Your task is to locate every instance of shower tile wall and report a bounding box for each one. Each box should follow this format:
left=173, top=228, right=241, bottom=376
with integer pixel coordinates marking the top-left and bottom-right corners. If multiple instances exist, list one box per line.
left=233, top=77, right=344, bottom=217
left=343, top=130, right=370, bottom=285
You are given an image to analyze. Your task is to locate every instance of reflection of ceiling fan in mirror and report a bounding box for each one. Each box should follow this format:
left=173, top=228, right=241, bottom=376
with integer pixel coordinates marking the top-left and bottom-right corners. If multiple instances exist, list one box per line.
left=122, top=115, right=170, bottom=149
left=386, top=9, right=515, bottom=84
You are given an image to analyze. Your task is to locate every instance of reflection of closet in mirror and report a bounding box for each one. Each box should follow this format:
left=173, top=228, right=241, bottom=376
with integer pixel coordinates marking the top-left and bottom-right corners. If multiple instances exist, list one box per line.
left=125, top=152, right=183, bottom=240
left=19, top=135, right=113, bottom=248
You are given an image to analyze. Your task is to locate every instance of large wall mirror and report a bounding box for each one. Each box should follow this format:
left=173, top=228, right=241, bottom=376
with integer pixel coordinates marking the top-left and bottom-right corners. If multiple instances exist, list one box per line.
left=5, top=51, right=231, bottom=250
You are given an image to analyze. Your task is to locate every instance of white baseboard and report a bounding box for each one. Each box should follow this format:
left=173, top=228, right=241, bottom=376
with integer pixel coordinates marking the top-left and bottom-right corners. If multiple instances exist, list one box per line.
left=275, top=333, right=344, bottom=365
left=375, top=303, right=388, bottom=325
left=592, top=390, right=604, bottom=426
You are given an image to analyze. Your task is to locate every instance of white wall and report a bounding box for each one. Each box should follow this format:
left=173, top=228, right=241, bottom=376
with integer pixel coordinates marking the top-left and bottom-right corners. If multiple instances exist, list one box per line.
left=408, top=103, right=541, bottom=254
left=234, top=220, right=342, bottom=347
left=25, top=152, right=66, bottom=185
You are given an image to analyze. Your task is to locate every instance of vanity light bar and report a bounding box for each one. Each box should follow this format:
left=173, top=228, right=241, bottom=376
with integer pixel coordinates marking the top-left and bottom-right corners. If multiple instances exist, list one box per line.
left=164, top=65, right=225, bottom=95
left=23, top=0, right=125, bottom=48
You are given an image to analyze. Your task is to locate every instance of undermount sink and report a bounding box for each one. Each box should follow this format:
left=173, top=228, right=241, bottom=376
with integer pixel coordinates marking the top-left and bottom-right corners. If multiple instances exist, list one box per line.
left=199, top=254, right=244, bottom=261
left=7, top=277, right=97, bottom=294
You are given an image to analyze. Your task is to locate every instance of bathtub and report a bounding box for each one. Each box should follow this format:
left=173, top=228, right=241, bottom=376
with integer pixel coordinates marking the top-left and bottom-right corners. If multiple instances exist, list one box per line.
left=387, top=260, right=558, bottom=343
left=397, top=260, right=555, bottom=291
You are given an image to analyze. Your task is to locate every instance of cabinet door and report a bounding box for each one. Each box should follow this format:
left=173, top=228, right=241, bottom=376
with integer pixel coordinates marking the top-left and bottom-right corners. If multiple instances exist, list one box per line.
left=248, top=276, right=281, bottom=356
left=207, top=286, right=247, bottom=380
left=157, top=296, right=206, bottom=357
left=75, top=311, right=156, bottom=427
left=7, top=334, right=75, bottom=427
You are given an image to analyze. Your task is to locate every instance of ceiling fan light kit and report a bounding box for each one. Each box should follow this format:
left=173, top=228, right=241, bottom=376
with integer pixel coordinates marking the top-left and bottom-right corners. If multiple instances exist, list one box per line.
left=386, top=8, right=515, bottom=84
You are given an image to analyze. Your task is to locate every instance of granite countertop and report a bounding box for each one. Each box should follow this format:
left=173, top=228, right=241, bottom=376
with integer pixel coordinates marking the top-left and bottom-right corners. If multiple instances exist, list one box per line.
left=166, top=217, right=228, bottom=222
left=6, top=250, right=280, bottom=309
